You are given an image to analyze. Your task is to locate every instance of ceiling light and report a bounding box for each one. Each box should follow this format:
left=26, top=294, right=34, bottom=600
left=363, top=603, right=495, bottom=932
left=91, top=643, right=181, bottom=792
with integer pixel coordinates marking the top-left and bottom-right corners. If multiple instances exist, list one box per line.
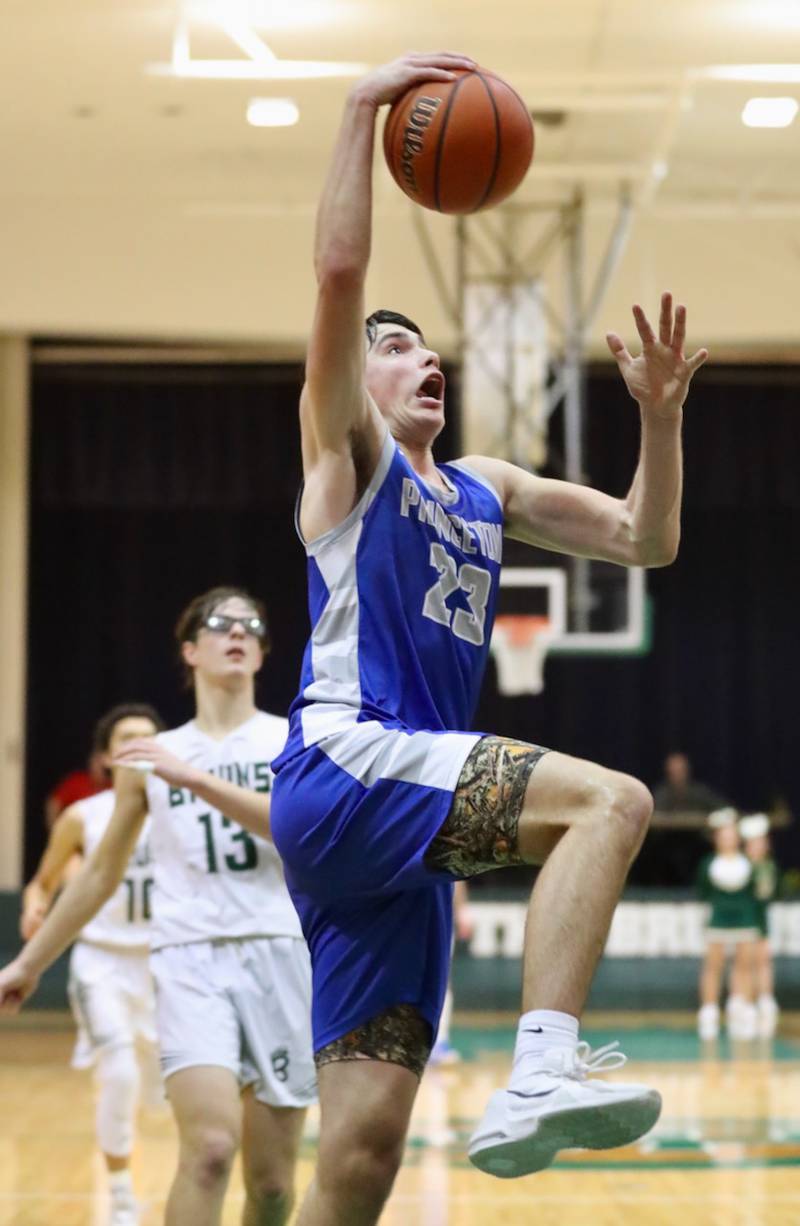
left=740, top=2, right=800, bottom=28
left=247, top=97, right=299, bottom=127
left=741, top=96, right=798, bottom=127
left=186, top=0, right=349, bottom=31
left=149, top=59, right=365, bottom=79
left=148, top=5, right=366, bottom=80
left=703, top=64, right=800, bottom=83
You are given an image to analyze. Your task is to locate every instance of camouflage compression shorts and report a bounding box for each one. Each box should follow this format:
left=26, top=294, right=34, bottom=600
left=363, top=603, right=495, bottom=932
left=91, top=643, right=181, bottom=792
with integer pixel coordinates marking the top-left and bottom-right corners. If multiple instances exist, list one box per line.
left=314, top=1004, right=433, bottom=1079
left=425, top=735, right=551, bottom=877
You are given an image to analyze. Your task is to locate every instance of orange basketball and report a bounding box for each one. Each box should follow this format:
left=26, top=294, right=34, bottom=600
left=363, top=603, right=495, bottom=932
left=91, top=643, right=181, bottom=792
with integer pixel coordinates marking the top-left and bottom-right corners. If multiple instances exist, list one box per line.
left=383, top=67, right=534, bottom=214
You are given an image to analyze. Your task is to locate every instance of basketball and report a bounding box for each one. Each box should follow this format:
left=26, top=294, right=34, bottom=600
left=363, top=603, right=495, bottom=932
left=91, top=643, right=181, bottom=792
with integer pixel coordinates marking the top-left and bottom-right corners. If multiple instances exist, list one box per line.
left=383, top=67, right=534, bottom=214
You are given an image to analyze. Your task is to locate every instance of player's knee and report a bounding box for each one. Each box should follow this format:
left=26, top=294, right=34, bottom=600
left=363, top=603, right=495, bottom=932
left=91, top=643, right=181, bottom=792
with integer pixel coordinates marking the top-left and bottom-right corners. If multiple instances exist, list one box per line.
left=319, top=1125, right=404, bottom=1210
left=97, top=1042, right=139, bottom=1096
left=243, top=1160, right=294, bottom=1222
left=334, top=1148, right=402, bottom=1212
left=244, top=1179, right=293, bottom=1225
left=185, top=1126, right=239, bottom=1190
left=604, top=773, right=653, bottom=849
left=96, top=1044, right=139, bottom=1156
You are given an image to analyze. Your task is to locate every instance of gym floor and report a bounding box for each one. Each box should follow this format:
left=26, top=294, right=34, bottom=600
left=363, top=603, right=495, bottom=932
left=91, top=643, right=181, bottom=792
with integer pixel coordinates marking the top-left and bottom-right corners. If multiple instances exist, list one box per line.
left=3, top=1011, right=800, bottom=1225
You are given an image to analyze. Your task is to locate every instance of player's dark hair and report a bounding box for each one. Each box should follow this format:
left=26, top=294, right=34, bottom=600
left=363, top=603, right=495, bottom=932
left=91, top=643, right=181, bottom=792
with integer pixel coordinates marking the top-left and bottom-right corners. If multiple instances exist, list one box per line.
left=174, top=586, right=270, bottom=688
left=92, top=703, right=165, bottom=755
left=365, top=309, right=425, bottom=349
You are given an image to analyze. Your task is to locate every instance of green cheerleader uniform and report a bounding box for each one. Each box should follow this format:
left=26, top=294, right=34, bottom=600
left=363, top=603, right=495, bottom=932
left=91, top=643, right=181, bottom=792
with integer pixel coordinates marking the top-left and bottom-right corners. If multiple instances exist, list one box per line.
left=697, top=852, right=760, bottom=942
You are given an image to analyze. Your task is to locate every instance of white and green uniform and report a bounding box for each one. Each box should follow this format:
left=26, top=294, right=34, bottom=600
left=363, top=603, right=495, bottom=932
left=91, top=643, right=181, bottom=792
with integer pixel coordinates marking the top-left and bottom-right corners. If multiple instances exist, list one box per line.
left=697, top=852, right=760, bottom=944
left=68, top=789, right=156, bottom=1066
left=145, top=712, right=315, bottom=1107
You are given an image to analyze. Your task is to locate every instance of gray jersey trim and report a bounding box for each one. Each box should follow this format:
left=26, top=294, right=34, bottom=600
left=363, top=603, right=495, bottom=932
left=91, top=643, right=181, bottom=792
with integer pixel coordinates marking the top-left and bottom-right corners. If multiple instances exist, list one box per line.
left=316, top=718, right=480, bottom=791
left=447, top=460, right=505, bottom=516
left=300, top=513, right=365, bottom=744
left=302, top=429, right=395, bottom=558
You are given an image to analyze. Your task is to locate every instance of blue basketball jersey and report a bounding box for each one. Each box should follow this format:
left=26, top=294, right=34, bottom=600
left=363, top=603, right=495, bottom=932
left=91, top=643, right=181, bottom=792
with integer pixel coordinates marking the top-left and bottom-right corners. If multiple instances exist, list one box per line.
left=278, top=429, right=504, bottom=761
left=271, top=430, right=505, bottom=1051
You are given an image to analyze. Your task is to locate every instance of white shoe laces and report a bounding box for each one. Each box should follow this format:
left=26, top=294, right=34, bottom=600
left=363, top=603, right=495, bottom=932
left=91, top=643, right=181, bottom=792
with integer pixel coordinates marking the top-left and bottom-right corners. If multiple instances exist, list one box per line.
left=570, top=1040, right=628, bottom=1079
left=537, top=1040, right=628, bottom=1081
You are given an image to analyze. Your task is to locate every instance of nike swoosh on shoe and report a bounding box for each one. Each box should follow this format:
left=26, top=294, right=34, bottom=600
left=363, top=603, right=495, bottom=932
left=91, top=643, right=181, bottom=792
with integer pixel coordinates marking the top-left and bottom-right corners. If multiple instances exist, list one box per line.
left=508, top=1088, right=558, bottom=1099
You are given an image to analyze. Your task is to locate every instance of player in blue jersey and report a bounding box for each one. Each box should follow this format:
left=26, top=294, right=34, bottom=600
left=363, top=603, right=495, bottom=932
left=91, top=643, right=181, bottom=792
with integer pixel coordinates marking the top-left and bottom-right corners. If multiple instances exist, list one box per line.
left=271, top=52, right=709, bottom=1224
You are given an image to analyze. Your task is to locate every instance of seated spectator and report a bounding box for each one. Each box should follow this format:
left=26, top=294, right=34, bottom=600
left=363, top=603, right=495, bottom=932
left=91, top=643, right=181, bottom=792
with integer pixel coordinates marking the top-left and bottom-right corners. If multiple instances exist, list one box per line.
left=653, top=752, right=728, bottom=814
left=635, top=752, right=730, bottom=887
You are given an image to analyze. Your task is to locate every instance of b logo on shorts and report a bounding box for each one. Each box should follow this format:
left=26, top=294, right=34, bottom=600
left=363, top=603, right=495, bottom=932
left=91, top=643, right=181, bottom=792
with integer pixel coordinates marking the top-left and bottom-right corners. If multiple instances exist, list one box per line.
left=271, top=1048, right=290, bottom=1082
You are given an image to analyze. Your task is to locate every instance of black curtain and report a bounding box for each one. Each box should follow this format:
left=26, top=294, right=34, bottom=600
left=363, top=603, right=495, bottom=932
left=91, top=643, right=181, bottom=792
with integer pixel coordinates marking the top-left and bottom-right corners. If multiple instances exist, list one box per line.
left=25, top=360, right=460, bottom=875
left=26, top=360, right=800, bottom=883
left=473, top=364, right=800, bottom=884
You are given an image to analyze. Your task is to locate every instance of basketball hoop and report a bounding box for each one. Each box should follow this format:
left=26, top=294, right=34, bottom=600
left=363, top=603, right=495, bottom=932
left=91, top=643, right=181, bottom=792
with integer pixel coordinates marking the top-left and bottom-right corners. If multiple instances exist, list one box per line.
left=490, top=614, right=555, bottom=696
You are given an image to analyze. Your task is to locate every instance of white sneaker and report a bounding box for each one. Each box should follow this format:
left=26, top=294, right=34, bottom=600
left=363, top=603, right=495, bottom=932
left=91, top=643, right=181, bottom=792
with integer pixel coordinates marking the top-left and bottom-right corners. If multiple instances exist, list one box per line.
left=725, top=994, right=746, bottom=1034
left=698, top=1003, right=720, bottom=1041
left=109, top=1187, right=139, bottom=1226
left=468, top=1041, right=661, bottom=1179
left=728, top=1001, right=758, bottom=1041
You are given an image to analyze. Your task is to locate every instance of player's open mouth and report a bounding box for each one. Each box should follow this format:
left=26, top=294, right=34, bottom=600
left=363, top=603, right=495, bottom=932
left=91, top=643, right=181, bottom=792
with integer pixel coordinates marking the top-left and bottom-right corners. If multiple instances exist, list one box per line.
left=225, top=647, right=245, bottom=660
left=416, top=372, right=445, bottom=403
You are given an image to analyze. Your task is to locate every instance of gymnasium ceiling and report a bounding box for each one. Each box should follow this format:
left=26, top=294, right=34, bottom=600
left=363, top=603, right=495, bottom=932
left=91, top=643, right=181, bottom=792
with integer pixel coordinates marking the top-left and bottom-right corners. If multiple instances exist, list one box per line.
left=1, top=0, right=799, bottom=349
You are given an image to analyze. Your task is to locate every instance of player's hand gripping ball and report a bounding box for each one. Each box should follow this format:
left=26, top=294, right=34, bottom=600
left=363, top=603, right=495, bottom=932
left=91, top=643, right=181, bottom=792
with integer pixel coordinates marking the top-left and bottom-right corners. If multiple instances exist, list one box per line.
left=383, top=66, right=534, bottom=214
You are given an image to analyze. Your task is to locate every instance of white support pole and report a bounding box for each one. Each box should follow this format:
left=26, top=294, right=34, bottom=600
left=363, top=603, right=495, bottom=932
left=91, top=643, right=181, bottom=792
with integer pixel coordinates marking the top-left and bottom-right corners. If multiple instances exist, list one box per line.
left=582, top=187, right=634, bottom=335
left=0, top=336, right=29, bottom=889
left=562, top=193, right=592, bottom=633
left=563, top=192, right=585, bottom=487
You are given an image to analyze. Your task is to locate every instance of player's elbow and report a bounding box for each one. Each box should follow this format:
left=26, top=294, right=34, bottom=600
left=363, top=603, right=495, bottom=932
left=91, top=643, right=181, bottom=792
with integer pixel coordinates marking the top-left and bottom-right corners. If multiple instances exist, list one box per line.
left=618, top=505, right=679, bottom=568
left=626, top=518, right=679, bottom=568
left=636, top=533, right=679, bottom=568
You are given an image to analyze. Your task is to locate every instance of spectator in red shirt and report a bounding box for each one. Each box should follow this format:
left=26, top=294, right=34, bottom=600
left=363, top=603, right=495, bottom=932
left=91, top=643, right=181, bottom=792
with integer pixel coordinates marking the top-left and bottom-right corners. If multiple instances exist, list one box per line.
left=45, top=747, right=109, bottom=830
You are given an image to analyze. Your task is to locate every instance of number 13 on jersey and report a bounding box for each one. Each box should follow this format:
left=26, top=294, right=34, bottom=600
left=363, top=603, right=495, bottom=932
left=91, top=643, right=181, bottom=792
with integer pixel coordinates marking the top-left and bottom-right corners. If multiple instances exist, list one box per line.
left=198, top=811, right=259, bottom=873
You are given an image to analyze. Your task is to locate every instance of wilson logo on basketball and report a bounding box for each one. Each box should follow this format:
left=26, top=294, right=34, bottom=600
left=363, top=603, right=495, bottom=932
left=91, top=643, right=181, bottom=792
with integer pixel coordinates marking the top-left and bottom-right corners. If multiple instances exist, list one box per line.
left=399, top=96, right=441, bottom=195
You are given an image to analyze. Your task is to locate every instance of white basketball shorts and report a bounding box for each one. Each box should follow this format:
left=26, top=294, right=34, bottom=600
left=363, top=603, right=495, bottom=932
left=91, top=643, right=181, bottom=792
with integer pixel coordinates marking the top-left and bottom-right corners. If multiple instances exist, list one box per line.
left=68, top=941, right=157, bottom=1069
left=150, top=936, right=317, bottom=1108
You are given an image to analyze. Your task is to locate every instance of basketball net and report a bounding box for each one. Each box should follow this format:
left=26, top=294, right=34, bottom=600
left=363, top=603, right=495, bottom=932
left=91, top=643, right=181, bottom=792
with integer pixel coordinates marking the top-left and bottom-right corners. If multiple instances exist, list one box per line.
left=490, top=614, right=555, bottom=696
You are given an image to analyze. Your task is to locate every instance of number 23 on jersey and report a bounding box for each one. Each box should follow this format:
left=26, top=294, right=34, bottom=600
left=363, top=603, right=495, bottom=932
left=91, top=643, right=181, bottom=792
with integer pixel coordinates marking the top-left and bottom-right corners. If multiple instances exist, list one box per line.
left=422, top=542, right=492, bottom=646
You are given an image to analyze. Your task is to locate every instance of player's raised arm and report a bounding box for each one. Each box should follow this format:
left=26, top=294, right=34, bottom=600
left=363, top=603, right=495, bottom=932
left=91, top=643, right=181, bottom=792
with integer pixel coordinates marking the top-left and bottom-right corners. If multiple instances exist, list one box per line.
left=114, top=738, right=272, bottom=840
left=300, top=54, right=473, bottom=537
left=0, top=770, right=147, bottom=1012
left=463, top=294, right=708, bottom=568
left=20, top=805, right=85, bottom=939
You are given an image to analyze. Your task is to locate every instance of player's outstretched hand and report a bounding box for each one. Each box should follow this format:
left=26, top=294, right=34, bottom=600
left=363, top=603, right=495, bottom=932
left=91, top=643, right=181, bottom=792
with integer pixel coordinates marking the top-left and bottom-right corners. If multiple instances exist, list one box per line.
left=113, top=739, right=197, bottom=789
left=354, top=52, right=476, bottom=110
left=0, top=957, right=39, bottom=1014
left=606, top=293, right=708, bottom=418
